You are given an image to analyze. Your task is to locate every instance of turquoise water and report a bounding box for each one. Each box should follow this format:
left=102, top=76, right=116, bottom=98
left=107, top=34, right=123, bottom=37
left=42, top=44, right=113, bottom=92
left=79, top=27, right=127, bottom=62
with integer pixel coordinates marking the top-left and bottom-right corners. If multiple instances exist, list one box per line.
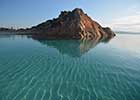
left=0, top=33, right=140, bottom=100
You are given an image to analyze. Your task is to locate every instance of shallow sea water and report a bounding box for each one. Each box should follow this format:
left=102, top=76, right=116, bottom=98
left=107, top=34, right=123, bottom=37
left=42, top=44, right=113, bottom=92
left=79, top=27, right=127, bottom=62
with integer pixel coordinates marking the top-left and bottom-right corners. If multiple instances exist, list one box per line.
left=0, top=33, right=140, bottom=100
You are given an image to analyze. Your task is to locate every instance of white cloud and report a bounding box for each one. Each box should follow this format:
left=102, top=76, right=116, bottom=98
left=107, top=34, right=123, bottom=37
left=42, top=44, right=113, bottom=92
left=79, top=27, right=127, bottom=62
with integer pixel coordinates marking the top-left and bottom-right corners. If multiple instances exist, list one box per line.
left=110, top=6, right=140, bottom=32
left=111, top=15, right=140, bottom=32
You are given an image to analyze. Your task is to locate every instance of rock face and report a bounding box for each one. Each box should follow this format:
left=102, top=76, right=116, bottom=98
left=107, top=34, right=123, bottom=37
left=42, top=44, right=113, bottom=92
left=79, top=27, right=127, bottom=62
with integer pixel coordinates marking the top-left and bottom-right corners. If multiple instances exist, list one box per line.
left=29, top=8, right=115, bottom=40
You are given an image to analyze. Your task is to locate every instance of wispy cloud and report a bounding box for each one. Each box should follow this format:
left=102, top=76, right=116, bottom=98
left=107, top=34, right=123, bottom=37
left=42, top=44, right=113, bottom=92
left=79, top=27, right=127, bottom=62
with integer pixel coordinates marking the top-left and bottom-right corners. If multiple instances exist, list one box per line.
left=110, top=6, right=140, bottom=32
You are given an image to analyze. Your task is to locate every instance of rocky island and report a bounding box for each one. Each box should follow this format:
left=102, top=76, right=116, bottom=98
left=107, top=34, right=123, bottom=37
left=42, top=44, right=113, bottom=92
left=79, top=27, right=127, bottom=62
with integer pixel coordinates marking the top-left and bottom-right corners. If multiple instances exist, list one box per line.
left=26, top=8, right=115, bottom=40
left=0, top=8, right=115, bottom=40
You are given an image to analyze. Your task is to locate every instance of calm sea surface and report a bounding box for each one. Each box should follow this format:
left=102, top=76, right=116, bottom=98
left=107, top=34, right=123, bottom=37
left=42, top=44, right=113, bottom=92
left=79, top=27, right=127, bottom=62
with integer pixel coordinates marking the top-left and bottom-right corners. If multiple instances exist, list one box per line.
left=0, top=33, right=140, bottom=100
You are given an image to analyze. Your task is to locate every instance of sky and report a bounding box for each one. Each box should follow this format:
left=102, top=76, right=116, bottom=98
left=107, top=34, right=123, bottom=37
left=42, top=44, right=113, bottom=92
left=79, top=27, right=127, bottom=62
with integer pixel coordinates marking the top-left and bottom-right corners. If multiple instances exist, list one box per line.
left=0, top=0, right=140, bottom=32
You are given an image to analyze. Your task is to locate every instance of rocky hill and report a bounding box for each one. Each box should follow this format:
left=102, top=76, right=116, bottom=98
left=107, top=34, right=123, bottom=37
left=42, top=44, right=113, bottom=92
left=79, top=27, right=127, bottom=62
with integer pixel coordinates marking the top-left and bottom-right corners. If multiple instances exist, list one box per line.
left=26, top=8, right=115, bottom=40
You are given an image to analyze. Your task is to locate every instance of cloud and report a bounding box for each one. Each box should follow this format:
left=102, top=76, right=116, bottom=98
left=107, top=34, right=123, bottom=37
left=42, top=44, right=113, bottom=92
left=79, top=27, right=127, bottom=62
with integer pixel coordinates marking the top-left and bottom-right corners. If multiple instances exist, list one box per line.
left=111, top=14, right=140, bottom=32
left=110, top=6, right=140, bottom=32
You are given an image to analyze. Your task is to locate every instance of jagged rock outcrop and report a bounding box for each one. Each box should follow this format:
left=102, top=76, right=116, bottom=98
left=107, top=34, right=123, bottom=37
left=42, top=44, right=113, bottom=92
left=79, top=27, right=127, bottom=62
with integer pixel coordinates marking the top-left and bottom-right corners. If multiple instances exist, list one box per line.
left=29, top=8, right=115, bottom=40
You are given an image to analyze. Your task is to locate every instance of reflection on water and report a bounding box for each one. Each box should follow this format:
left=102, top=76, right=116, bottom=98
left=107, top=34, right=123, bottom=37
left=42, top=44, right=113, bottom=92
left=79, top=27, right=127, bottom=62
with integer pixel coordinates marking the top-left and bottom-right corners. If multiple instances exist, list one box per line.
left=0, top=33, right=140, bottom=100
left=33, top=35, right=113, bottom=57
left=109, top=34, right=140, bottom=54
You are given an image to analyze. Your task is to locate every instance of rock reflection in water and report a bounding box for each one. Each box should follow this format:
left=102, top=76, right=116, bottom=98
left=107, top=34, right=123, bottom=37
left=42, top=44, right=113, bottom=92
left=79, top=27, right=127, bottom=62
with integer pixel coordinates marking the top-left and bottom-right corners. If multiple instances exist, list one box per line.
left=32, top=36, right=114, bottom=57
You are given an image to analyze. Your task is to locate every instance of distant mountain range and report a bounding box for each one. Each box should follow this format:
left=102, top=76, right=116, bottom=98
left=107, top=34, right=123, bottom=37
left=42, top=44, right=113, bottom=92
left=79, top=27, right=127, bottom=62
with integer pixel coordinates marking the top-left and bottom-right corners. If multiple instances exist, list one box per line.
left=115, top=31, right=140, bottom=34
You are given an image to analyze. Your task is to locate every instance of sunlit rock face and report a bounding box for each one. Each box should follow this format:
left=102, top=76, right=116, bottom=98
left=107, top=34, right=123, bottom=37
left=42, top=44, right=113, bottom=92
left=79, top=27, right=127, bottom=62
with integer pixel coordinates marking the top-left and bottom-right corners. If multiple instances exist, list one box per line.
left=29, top=8, right=115, bottom=40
